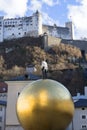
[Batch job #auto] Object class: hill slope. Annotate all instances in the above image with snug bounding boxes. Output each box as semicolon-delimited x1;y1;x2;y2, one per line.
0;36;85;96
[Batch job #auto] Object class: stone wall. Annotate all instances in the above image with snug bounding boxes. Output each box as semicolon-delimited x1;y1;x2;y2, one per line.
48;35;61;46
42;35;62;51
62;39;87;53
42;23;73;40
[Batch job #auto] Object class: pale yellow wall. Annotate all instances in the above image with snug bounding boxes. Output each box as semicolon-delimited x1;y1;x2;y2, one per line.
5;81;33;125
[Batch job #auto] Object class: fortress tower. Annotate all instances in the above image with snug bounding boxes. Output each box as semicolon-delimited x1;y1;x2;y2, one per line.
65;21;74;39
0;16;4;42
32;10;42;36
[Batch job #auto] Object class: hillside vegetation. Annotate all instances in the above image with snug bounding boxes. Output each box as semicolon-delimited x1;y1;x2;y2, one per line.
0;36;86;96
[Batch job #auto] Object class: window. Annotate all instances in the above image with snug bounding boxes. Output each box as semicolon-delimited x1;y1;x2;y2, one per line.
18;92;20;96
82;107;85;110
24;32;26;35
0;106;2;111
0;117;2;122
12;33;14;35
82;115;86;119
82;125;86;128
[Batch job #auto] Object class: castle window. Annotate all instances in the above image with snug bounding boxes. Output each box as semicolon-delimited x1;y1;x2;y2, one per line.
0;117;2;122
18;27;21;30
24;32;26;35
0;107;2;111
82;125;86;128
82;115;86;119
82;107;85;110
12;25;15;27
12;33;14;35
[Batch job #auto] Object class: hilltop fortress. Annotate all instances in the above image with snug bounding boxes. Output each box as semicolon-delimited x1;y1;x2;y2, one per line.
0;10;74;42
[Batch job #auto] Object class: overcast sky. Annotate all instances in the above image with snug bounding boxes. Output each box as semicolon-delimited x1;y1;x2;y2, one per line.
0;0;87;39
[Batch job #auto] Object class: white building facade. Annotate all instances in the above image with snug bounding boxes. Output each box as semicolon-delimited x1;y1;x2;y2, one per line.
0;101;6;130
0;11;74;43
68;87;87;130
0;11;42;42
0;82;8;130
68;99;87;130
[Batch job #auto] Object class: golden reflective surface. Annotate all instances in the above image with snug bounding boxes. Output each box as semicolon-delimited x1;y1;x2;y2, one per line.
16;79;74;130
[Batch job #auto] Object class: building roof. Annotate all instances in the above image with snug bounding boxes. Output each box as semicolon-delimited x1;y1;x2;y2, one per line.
10;73;41;81
0;82;8;93
74;99;87;108
0;100;7;106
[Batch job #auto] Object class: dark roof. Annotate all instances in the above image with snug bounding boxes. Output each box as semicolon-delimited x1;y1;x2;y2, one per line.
74;99;87;108
0;82;8;93
43;24;69;30
10;73;41;81
0;100;7;106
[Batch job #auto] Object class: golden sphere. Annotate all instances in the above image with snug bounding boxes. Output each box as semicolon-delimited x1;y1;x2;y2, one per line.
16;79;74;130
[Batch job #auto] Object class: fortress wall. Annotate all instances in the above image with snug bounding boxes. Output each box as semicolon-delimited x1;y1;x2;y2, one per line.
48;35;61;46
42;35;62;51
42;25;72;40
0;11;73;42
62;39;87;53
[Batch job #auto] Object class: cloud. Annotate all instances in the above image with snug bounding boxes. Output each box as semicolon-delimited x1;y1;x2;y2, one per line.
42;12;59;25
67;0;87;39
28;0;59;11
28;0;42;11
0;0;28;18
0;0;60;28
42;0;59;6
28;0;60;25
